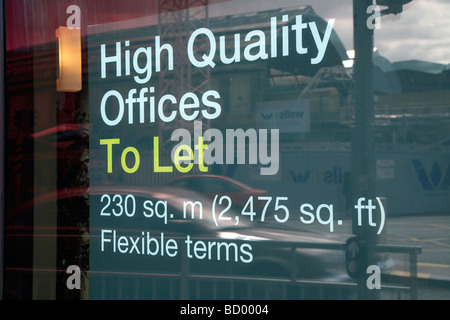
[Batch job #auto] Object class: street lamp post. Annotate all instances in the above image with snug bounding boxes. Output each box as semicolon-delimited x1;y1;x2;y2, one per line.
351;0;411;299
352;0;377;300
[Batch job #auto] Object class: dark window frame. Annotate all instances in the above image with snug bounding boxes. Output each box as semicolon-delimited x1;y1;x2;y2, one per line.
0;0;5;301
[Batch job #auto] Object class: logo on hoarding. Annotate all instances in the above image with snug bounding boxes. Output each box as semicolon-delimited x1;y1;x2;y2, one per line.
256;99;310;133
289;170;311;183
412;159;450;191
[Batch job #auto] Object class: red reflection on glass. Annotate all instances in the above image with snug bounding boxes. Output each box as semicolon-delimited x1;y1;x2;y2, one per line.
5;0;229;51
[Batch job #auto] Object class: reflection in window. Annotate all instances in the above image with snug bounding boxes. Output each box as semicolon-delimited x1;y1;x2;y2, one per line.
2;0;450;301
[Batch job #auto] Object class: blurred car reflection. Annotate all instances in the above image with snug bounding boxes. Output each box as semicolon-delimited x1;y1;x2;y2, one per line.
166;174;267;211
6;185;352;299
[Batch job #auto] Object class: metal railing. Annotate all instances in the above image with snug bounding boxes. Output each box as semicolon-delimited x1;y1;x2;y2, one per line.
87;240;422;300
4;240;422;300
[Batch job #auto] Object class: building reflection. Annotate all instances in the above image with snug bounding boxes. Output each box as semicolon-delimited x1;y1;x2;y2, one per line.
3;1;450;299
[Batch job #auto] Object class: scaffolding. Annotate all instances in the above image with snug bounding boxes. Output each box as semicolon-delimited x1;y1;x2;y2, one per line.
157;0;211;148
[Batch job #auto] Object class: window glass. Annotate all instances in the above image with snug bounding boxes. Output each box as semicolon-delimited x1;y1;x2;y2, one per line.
3;0;450;301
